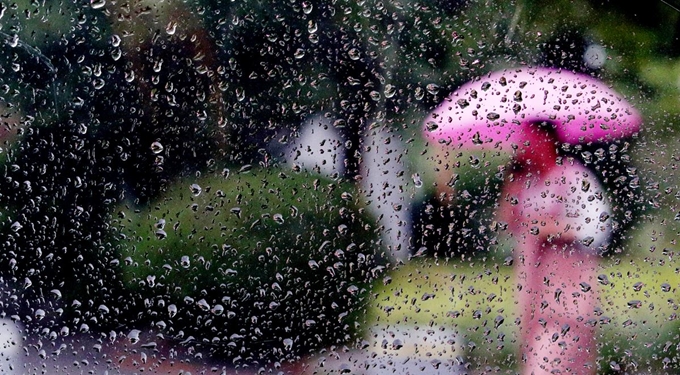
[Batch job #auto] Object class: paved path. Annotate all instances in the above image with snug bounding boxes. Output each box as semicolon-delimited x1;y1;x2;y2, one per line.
3;319;464;374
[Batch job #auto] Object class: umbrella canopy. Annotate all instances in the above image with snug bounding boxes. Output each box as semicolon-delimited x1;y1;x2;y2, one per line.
423;68;642;149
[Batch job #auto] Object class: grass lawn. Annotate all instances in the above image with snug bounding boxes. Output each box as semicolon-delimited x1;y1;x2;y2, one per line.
367;255;679;373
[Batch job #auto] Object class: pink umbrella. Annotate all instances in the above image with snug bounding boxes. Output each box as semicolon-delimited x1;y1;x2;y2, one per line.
423;67;642;374
424;67;641;148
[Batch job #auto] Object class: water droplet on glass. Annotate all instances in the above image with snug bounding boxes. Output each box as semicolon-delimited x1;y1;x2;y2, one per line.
384;84;396;98
471;132;483;145
230;207;242;218
302;1;313;14
487;112;500;120
581;236;595;246
197;299;210;311
333;119;347;128
494;315;504;329
425;122;438;132
307;20;318;33
348;48;360;60
166;21;177;35
580;282;592;292
51;289;62;299
211;304;224;316
128;329;141;344
627;300;642;309
146;275;156;287
597;274;609;285
339;364;351;374
90;0;106;9
111;34;121;47
180;256;190;268
283;338;294;351
412;173;423;188
7;34;19;48
190;183;202;196
111;48;121;61
124;69;135;82
294;48;306;59
93;78;105;90
168;304;178;318
392;339;403;350
155;229;167;240
235;87;245;101
150;142;163;154
426;83;440;95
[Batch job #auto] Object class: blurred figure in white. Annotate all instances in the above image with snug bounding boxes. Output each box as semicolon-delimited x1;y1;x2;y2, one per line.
0;319;22;374
286;115;412;261
361;123;411;261
287;115;345;177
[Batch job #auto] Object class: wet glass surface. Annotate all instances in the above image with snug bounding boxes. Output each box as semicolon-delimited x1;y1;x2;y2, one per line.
0;1;679;374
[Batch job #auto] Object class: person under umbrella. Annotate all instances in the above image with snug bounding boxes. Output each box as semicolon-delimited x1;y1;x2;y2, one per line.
422;67;642;374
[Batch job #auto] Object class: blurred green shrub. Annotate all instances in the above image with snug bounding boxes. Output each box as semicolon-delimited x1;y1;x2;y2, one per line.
115;169;383;362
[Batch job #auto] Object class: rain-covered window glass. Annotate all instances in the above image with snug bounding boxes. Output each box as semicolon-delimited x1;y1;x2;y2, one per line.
0;1;679;374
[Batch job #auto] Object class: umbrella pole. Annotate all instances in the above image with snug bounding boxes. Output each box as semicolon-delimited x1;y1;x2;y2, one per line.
517;239;599;374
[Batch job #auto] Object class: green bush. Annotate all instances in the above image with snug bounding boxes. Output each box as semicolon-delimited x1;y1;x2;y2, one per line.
115;169;382;363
